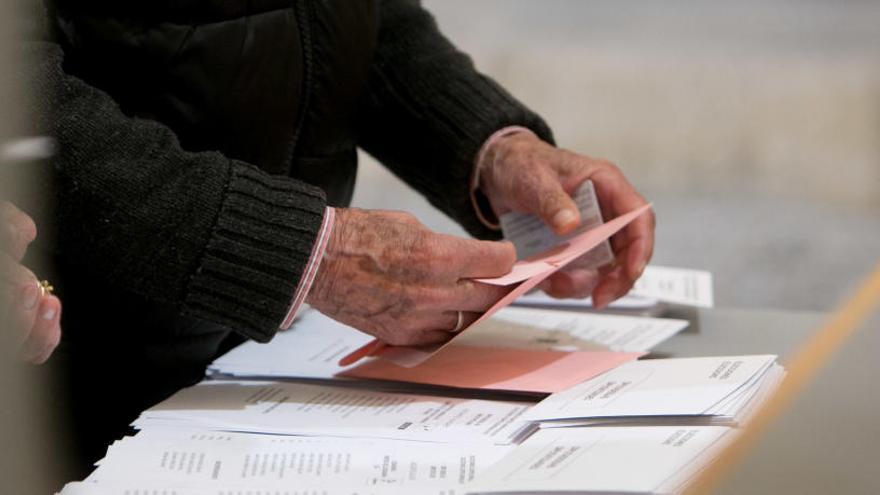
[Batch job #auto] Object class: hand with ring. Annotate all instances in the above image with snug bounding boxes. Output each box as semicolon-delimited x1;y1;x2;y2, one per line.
1;201;62;364
307;208;515;346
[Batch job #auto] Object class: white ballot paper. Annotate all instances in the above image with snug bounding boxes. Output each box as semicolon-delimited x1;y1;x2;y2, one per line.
631;266;714;308
461;307;688;353
465;425;734;495
522;355;782;426
500;181;615;270
208;310;372;380
85;430;511;494
134;380;536;445
515;265;714;309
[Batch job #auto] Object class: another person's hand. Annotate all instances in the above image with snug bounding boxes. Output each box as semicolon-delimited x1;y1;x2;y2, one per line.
1;201;62;364
477;131;655;308
307;208;516;346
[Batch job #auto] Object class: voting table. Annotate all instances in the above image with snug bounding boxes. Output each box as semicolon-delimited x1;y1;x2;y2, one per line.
66;303;846;495
61;250;880;495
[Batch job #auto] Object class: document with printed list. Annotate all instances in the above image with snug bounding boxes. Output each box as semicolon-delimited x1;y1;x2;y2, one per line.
133;380;537;445
82;430;511;494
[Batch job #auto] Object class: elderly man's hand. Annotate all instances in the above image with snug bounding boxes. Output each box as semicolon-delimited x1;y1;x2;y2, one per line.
307;208;516;346
1;201;62;364
478;131;655;308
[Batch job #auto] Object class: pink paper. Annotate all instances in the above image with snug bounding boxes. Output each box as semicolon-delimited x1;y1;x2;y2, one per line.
477;259;557;286
476;203;653;286
340;203;653;368
340;344;644;394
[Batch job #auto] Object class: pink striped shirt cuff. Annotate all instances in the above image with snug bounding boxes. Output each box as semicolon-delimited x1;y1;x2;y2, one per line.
281;206;335;329
470;125;538;230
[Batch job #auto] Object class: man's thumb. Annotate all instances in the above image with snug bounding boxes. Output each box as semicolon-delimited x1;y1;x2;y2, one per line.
537;180;580;235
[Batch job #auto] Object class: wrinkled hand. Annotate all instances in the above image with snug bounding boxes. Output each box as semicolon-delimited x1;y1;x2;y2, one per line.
478;131;655;307
307;208;516;346
1;201;62;364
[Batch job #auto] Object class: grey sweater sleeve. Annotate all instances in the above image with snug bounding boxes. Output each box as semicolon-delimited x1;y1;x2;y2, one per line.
356;0;555;239
24;42;326;342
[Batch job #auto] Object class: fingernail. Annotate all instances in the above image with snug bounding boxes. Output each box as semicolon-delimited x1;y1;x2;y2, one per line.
21;283;39;310
552;209;577;229
42;307;57;321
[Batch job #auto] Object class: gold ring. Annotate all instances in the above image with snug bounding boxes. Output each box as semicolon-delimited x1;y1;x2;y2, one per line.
38;279;54;297
452;311;464;333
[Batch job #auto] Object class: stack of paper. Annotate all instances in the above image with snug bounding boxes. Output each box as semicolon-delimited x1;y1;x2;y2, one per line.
66;429;512;494
466;425;735;495
132;380;538;445
60;427;735;495
207;310;373;381
208;308;684;395
521;355;784;428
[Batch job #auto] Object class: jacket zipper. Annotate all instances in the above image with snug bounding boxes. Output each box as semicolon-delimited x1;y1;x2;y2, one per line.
283;0;315;169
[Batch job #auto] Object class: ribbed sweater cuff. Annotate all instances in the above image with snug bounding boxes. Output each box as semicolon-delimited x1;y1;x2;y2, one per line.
183;162;326;342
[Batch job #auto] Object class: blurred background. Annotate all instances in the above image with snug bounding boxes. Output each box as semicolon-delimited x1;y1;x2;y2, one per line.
1;1;60;493
353;0;880;312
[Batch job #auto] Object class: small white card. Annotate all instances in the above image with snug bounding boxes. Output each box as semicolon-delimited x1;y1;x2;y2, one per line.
630;266;715;308
500;181;615;269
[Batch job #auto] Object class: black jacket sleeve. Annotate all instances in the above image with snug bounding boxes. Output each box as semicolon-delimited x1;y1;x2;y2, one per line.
22;42;326;342
356;0;555;239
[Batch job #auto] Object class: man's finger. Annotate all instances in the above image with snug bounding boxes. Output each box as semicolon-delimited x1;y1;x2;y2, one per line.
591;266;634;309
591;168;654;280
24;295;62;364
436;310;482;333
609;208;654;281
448;280;512;313
542;268;599;299
0;201;37;261
0;251;37;285
455;238;517;279
13;279;41;345
624;231;652;280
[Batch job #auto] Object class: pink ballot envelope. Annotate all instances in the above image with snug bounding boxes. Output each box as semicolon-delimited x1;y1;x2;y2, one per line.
339;203;653;368
340;345;644;394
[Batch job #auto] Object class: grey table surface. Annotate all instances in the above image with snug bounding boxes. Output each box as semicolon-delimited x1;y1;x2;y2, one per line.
650;305;824;362
648;305;880;494
716;310;880;495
